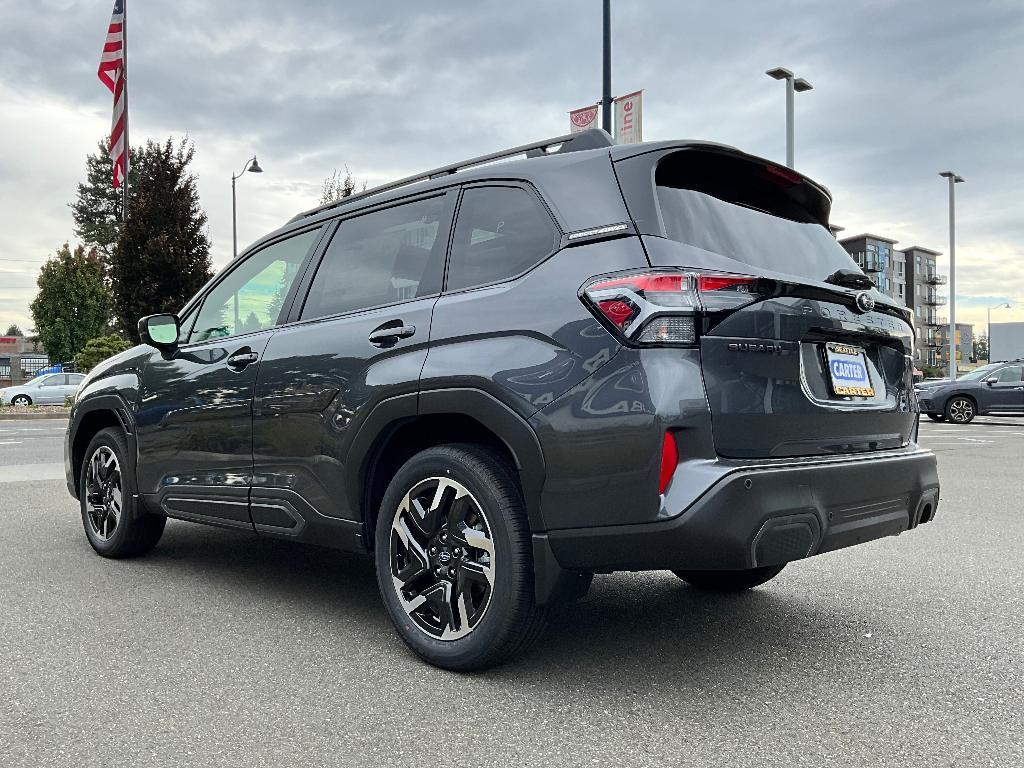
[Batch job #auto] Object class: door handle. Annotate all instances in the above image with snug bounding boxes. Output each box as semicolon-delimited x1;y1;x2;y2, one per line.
368;323;416;346
227;350;259;369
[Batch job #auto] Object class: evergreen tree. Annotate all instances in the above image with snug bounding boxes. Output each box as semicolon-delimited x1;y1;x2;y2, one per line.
3;324;22;336
71;139;139;260
29;244;112;364
111;138;213;341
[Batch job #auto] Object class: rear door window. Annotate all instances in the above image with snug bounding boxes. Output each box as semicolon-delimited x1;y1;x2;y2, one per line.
301;195;445;320
446;185;558;292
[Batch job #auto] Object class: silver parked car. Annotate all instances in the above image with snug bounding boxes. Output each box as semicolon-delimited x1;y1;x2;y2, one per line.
0;373;85;406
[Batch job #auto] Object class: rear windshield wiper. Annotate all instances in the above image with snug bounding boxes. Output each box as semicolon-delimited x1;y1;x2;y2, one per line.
825;268;873;290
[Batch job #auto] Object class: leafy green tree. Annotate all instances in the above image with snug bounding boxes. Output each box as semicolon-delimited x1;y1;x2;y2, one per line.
29;244;112;364
71;139;140;260
74;334;132;372
3;324;22;336
112;138;213;341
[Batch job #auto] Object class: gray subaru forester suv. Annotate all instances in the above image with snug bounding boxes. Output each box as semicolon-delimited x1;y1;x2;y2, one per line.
65;129;939;670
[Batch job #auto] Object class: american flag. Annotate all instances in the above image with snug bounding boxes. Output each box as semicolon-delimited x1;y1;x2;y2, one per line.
97;0;127;189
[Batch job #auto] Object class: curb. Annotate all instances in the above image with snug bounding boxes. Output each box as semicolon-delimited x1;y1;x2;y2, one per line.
0;412;70;421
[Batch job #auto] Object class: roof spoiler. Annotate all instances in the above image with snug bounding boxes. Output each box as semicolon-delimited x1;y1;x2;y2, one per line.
290;128;615;223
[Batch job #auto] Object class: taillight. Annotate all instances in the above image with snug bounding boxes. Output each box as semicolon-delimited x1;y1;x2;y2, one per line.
659;431;678;494
582;269;760;346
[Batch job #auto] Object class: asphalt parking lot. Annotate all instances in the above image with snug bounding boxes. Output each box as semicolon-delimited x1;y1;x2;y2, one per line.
1;417;1021;767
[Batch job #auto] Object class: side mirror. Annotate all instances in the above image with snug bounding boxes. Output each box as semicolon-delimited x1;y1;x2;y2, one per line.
138;314;180;350
984;377;998;385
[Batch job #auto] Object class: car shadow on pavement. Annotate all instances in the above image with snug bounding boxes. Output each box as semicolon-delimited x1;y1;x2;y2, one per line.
135;521;867;684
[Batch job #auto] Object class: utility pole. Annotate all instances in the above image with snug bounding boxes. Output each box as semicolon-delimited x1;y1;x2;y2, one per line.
940;171;964;378
602;0;612;135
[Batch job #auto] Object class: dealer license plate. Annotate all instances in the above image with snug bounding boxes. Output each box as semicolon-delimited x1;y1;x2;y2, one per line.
825;343;875;397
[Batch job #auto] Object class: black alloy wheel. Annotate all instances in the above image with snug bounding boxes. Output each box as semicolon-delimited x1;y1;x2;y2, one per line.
375;444;546;671
388;475;496;640
84;445;123;542
945;396;976;424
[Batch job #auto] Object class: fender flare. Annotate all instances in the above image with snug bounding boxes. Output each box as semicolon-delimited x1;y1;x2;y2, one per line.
67;392;138;499
345;388;548;533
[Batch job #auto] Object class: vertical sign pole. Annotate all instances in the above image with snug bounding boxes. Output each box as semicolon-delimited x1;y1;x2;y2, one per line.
602;0;612;135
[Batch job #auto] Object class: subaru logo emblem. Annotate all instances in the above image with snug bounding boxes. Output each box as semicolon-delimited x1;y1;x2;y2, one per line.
438;550;451;564
855;292;875;313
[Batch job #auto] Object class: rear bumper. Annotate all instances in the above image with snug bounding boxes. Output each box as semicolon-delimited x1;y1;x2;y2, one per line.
543;447;939;572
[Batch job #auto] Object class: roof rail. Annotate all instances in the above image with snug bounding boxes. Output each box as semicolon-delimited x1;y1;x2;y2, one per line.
290;128;615;223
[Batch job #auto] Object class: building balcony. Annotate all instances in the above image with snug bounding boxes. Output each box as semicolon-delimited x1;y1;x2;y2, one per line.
923;272;947;285
924;316;947;328
922;294;947;306
925;336;943;348
862;258;883;273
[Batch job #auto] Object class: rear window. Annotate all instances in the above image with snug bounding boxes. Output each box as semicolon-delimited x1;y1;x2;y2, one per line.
644;150;858;282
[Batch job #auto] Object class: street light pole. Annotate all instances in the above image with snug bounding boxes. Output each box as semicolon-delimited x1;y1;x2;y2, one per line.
987;302;1011;362
232;155;264;259
602;0;612;134
766;68;813;168
940;171;964;378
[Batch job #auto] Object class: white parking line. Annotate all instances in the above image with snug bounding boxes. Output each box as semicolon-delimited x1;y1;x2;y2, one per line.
0;441;23;445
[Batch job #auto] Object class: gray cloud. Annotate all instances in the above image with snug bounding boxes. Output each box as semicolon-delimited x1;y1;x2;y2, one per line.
0;0;1021;329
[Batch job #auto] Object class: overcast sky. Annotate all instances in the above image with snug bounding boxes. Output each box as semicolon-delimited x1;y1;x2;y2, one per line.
0;0;1021;334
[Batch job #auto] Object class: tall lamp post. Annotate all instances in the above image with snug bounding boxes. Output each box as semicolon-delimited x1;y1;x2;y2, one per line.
601;0;612;134
988;302;1011;362
766;67;813;168
939;171;964;378
232;155;264;259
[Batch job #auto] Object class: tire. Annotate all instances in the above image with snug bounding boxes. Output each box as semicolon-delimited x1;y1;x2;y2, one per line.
673;564;786;592
374;443;546;671
80;427;165;558
11;395;31;406
944;396;976;424
925;413;945;422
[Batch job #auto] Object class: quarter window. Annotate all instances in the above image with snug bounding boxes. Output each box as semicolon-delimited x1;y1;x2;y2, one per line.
446;186;558;292
190;228;320;343
301;196;445;320
996;365;1023;383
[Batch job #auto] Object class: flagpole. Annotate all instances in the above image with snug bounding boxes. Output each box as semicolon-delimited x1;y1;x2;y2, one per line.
121;0;129;223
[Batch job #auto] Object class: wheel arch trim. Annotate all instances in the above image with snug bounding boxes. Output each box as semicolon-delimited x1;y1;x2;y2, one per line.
346;388;548;540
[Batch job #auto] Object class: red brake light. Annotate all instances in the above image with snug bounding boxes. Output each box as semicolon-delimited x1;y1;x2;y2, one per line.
764;163;803;184
697;274;757;293
659;431;678;494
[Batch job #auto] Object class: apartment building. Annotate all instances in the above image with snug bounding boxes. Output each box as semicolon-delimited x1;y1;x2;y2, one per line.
838;235;962;371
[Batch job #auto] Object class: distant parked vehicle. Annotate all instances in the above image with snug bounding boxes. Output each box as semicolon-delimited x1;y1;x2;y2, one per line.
0;373;85;406
916;360;1024;423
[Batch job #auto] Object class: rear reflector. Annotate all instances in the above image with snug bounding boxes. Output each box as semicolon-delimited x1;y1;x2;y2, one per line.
659;431;678;494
